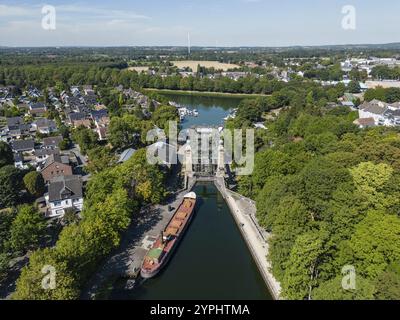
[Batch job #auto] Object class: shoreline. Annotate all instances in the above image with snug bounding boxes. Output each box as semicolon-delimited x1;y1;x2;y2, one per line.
211;177;281;300
143;88;270;99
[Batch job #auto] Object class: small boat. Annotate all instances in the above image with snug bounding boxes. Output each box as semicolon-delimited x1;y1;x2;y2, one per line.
125;279;136;290
140;192;197;279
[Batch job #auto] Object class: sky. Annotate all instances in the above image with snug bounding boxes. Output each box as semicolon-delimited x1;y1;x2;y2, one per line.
0;0;399;47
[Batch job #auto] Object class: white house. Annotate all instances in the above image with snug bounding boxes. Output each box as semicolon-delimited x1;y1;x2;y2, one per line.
358;99;388;125
358;99;400;127
32;118;57;134
45;175;83;218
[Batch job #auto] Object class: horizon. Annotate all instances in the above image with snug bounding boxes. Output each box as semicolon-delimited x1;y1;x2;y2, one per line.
2;41;400;49
1;1;399;47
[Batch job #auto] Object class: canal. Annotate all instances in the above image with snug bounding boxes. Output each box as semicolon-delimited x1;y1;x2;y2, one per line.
111;94;271;300
158;93;243;129
112;183;272;300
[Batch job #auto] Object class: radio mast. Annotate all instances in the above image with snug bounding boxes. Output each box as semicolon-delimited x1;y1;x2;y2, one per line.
188;32;191;56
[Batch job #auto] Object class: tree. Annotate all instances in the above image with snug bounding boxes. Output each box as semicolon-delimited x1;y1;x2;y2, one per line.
118;148;167;204
61;208;80;226
299;159;350;219
71;126;98;155
58;138;70;151
348;81;361;94
0;142;13;167
108;114;141;150
341;211;400;279
0;253;10;282
151;105;179;130
265;195;313;281
9;205;46;253
304;132;338;155
281;231;326;300
350;162;394;210
312;276;375;300
0;208;15;252
23;171;45;197
12;248;79;300
374;262;400;300
0;165;23;209
85;147;116;174
236;99;263;122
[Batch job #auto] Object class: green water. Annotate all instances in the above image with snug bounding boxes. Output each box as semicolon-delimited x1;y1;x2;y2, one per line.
112;183;272;300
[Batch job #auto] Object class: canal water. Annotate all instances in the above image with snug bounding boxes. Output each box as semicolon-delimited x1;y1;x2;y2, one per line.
112;183;271;300
159;93;243;129
111;95;271;300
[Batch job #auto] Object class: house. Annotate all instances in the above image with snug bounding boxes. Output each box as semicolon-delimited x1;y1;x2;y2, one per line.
72;119;92;128
45;175;83;218
82;94;97;106
357;99;400;127
43;135;63;149
27;87;42;98
358;100;388;125
6;117;31;137
90;109;108;121
65;97;85;113
40;153;72;183
91;109;109;140
13;152;28;169
359;82;368;92
96;126;108;140
384;108;400;126
11;139;35;154
34;148;60;164
6;117;22;131
29;102;47;116
221;71;248;81
70;86;80;97
33;118;57;134
60;90;69;102
340;101;355;109
353;117;376;129
67;112;87;125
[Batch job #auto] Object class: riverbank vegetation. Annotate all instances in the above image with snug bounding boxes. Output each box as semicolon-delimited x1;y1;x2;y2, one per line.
235;98;400;300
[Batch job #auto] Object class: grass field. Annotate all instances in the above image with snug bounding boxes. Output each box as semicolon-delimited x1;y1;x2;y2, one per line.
171;60;240;71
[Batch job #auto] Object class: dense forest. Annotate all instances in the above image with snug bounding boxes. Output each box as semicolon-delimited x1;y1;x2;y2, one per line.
233;100;400;300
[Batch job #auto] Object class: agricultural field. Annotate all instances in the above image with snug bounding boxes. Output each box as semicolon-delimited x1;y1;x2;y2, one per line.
171;60;240;71
127;66;150;73
365;80;400;89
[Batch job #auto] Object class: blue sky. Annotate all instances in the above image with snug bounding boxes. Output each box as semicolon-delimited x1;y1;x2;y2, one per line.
0;0;399;47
